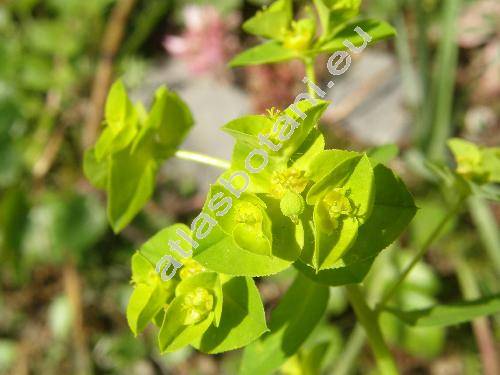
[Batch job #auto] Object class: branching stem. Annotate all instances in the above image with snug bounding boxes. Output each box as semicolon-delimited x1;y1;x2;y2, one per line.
304;57;317;98
376;196;465;310
345;284;399;375
175;150;230;170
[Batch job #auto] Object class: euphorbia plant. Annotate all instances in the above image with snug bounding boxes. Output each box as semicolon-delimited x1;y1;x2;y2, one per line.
84;1;500;374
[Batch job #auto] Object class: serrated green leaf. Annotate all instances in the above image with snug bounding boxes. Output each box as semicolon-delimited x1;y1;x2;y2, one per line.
384;294;500;327
298;165;416;285
239;273;329;375
294;258;372;286
339;164;415;266
316;19;396;54
242;0;292;39
194;276;267;353
229;41;298;67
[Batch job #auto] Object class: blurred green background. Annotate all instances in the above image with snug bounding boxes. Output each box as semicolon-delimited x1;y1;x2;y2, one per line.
0;0;498;374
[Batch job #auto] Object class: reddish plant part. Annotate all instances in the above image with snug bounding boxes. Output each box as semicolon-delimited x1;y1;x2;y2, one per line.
163;5;240;76
245;61;305;113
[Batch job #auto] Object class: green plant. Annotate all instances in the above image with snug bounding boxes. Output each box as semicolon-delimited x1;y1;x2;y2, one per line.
83;1;500;374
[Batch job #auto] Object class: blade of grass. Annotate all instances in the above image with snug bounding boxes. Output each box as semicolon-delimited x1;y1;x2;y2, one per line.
427;0;462;161
413;0;432;147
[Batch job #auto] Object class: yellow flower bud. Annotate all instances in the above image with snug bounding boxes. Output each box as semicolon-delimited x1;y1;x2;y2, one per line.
271;168;309;198
181;287;214;325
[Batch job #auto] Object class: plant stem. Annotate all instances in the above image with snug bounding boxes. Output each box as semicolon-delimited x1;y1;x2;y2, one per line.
413;0;432;148
174;150;230;170
304;57;317;98
63;260;91;375
83;0;138;148
454;256;500;375
467;196;500;275
427;0;461;161
345;284;399;375
333;324;366;375
333;246;396;374
377;197;465;309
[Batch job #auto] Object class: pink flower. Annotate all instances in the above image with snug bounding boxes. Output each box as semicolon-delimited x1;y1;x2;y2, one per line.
458;0;500;48
163;6;240;75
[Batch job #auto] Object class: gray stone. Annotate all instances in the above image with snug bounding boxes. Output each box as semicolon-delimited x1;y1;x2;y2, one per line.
324;50;409;144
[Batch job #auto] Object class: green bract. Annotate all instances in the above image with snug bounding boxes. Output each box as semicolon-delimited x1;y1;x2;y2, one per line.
304;151;374;270
229;0;395;67
120;87;417;354
296;163;417;285
83;80;193;232
447;138;500;185
426;139;500;202
127;225;267;354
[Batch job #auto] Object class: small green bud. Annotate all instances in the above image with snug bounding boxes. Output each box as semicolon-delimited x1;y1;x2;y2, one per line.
323;188;353;219
181;287;214;325
280;190;305;224
283;19;316;50
235;201;264;227
271;168;309;198
317;188;354;233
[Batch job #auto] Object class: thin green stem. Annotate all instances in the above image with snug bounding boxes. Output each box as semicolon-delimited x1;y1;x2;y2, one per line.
467;196;500;275
377;196;465;310
304;57;317;98
345;284;399;375
333;246;397;374
174;150;230;170
332;324;366;375
454;256;500;375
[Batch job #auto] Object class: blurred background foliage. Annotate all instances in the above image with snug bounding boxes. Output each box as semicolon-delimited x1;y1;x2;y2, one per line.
0;0;498;374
